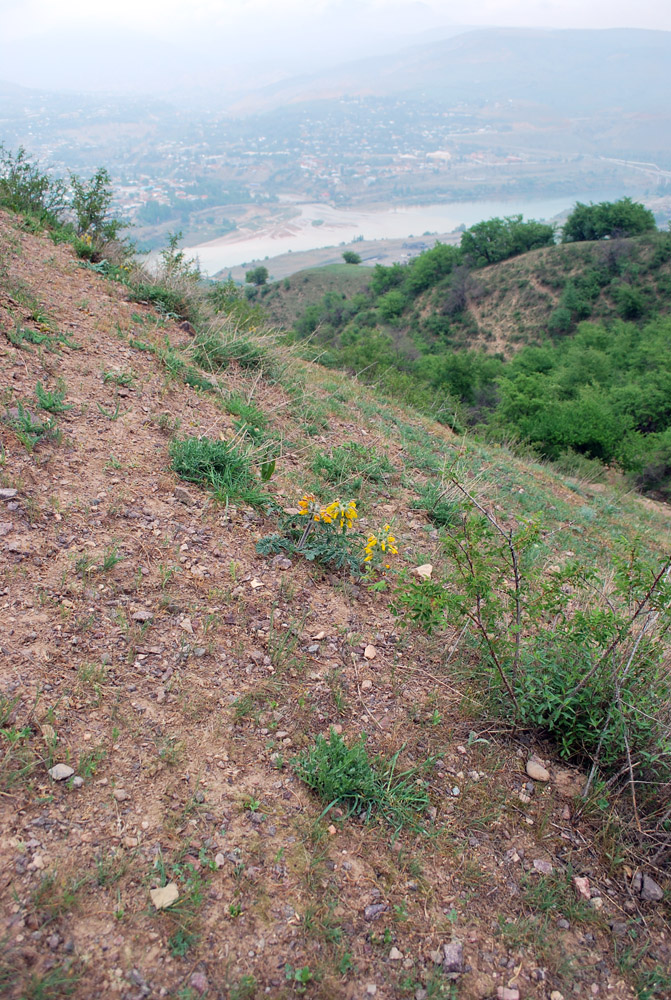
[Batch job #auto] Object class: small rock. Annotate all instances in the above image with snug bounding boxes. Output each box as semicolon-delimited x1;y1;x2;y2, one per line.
312;631;326;640
497;989;519;1000
366;987;377;997
271;555;292;570
526;760;550;782
364;903;388;921
361;679;373;691
632;872;664;902
590;897;603;910
550;993;565;1000
48;764;74;781
214;854;225;868
250;578;264;589
180;617;194;633
442;939;463;974
389;947;403;961
533;859;553;875
0;488;18;500
574;876;591;901
72;776;84;788
364;644;377;660
47;934;60;949
173;486;195;506
113;789;129;802
132;609;153;622
150;883;179;910
190;972;208;994
414;564;433;579
429;949;443;964
557;918;570;930
451;786;460;797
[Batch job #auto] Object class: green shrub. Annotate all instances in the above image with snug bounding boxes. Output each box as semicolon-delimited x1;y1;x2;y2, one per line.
0;145;66;225
293;728;431;832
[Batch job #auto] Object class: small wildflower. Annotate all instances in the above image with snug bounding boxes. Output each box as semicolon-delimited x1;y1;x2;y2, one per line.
320;499;357;530
298;493;320;518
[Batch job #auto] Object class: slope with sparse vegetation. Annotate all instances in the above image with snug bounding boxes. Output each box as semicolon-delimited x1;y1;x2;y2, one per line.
0;152;670;1000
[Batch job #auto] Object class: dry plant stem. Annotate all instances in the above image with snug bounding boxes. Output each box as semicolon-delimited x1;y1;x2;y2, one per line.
581;613;654;803
567;555;671;699
448;515;520;710
446;475;522;685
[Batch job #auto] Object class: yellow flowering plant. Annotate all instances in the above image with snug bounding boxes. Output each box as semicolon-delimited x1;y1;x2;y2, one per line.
363;524;399;571
258;495;398;577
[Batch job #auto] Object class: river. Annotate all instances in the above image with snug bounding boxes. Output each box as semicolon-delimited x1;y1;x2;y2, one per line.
184;195;607;275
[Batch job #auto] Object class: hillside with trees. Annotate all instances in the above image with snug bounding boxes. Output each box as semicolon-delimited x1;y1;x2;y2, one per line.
266;200;671;496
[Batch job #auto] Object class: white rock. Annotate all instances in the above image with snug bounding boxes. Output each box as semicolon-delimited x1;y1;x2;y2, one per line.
361;679;373;691
364;645;377;660
48;764;74;781
113;789;129;802
574;876;591;900
526;760;550;782
389;947;403;961
150;882;179;909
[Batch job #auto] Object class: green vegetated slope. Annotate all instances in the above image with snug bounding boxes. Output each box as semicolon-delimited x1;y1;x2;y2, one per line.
274;209;671;497
256;262;372;330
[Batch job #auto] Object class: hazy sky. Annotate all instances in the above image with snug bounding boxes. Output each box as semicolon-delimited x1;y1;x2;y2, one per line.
3;0;670;37
1;0;669;96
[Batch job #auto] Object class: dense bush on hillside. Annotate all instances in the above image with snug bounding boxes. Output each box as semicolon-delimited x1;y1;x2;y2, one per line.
561;196;656;242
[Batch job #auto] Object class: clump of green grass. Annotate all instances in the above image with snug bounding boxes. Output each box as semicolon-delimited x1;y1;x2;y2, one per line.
412;481;461;527
312;442;393;493
293;728;432;833
191;325;281;381
169;436;270;508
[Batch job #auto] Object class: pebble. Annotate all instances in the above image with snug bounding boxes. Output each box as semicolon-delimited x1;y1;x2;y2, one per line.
366;987;377;997
173;486;195;506
550;993;565;1000
364;644;377;660
557;918;570;930
150;883;179;910
590;897;604;910
413;564;433;579
574;876;591;900
0;488;18;500
361;679;373;691
497;989;519;1000
72;776;84;788
113;789;129;802
429;950;443;964
389;947;403;961
132;610;153;622
526;760;550;782
442;939;463;974
190;973;208;994
532;859;553;875
632;872;664;902
48;764;74;781
363;903;388;921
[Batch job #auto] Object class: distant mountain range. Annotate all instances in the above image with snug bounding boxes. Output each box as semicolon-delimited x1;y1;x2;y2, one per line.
228;27;671;116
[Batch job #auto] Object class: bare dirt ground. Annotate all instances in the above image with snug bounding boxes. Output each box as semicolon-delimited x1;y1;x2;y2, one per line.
0;210;669;1000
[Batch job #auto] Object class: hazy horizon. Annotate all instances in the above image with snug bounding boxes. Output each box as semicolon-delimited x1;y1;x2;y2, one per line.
1;1;670;100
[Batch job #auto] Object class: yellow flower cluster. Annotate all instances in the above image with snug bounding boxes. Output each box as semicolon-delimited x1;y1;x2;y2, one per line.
364;524;398;567
298;495;358;531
